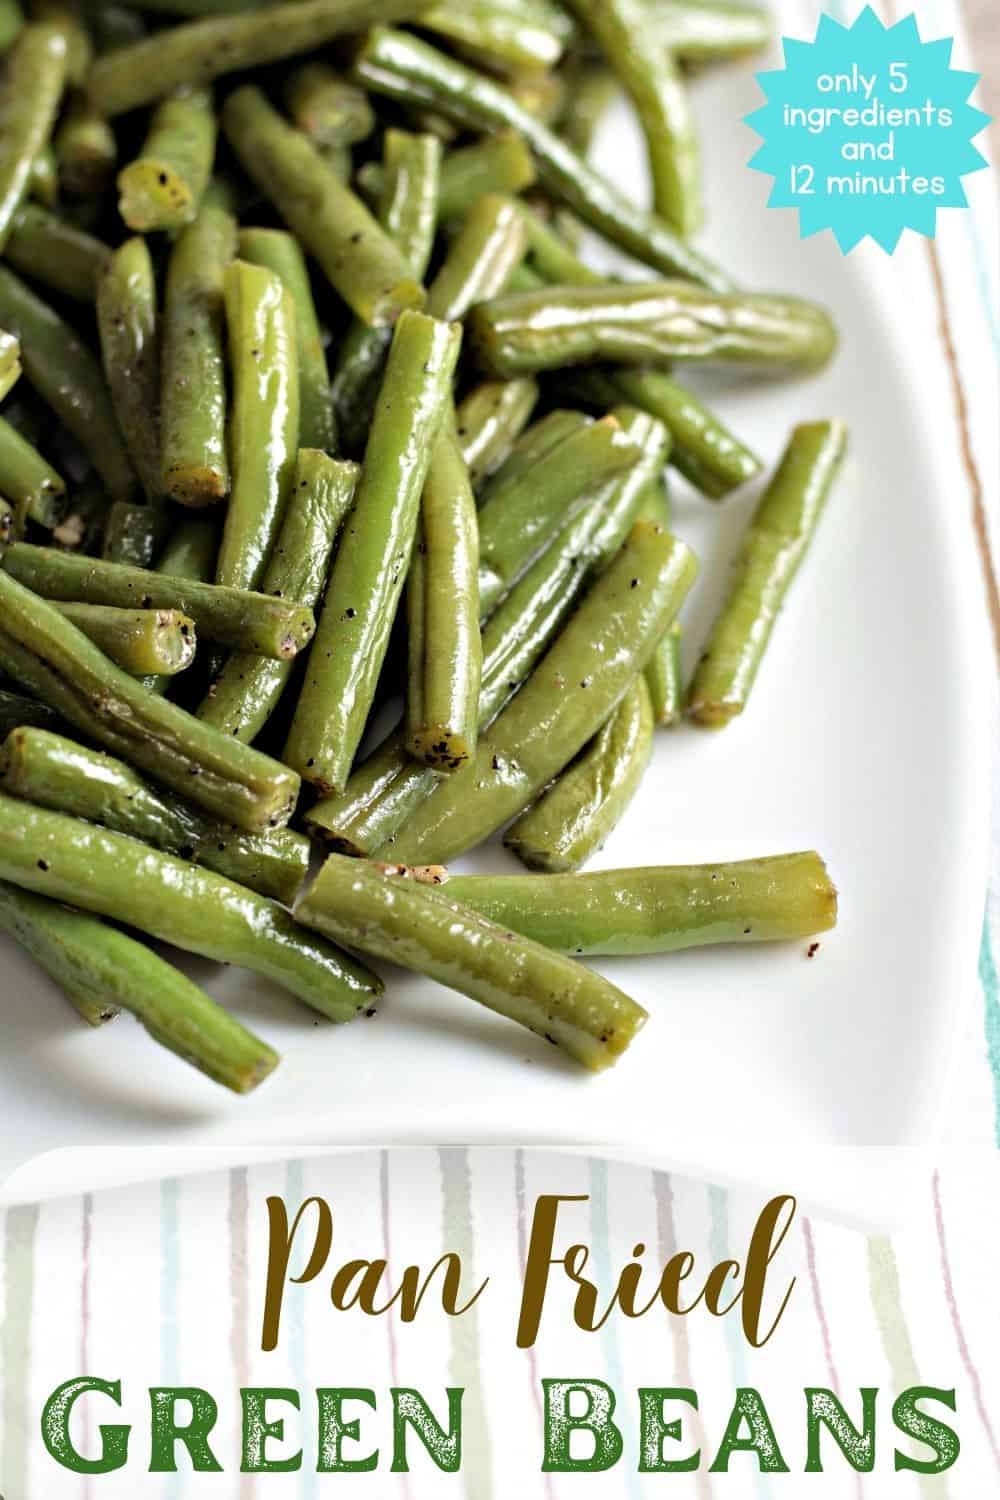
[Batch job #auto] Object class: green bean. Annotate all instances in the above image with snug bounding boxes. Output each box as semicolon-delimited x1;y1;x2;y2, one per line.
565;0;702;235
560;365;761;498
354;28;733;291
454;376;537;486
0;414;64;527
0;0;23;51
419;0;573;72
223;86;424;329
406;421;481;770
437;130;537;222
638;478;682;725
0;23;67;251
216;259;299;592
557;62;617;161
0;791;380;1019
0;495;12;549
386;520;697;863
51;480;108;554
647;0;771;66
2;725;311;905
239;228;336;455
5;202;107;302
0;264;137;504
52;603;195;676
470;281;839;377
505;674;653;872
89;0;437;115
27;141;57;204
0;572;304;831
143;513;216;693
476;411;640;615
437;852;839;956
160;183;235;506
517;203;603;286
53;93;116;196
0;878;280;1087
479;408;588;495
0;684;61;736
96;236;161;504
511;263;562;293
3;542;315;658
426;192;527;323
90;2;145;50
284;311;461;793
198;451;357;744
31;0;90;82
117;85;216;232
285;62;374;146
100;500;172;568
687;420;848;727
298;853;646;1071
330;128;441;454
0;325;19;395
503;67;565;125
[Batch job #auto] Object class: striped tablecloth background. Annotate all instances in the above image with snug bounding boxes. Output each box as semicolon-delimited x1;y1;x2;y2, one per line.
2;0;997;1496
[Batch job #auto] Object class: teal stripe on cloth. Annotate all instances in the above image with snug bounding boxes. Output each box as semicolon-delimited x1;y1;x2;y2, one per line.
588;1158;643;1499
978;912;1000;1145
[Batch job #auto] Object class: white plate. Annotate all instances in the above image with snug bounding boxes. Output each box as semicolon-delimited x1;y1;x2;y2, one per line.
1;63;993;1215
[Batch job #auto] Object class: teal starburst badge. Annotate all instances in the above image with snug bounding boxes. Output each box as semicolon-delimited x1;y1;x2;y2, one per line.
745;5;991;252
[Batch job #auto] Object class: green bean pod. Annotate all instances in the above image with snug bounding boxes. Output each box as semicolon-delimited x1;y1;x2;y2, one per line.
96;236;161;504
3;542;314;658
426;192;528;323
50;479;107;554
298;853;646;1071
0;494;12;549
454;376;537;486
0;791;380;1019
437;130;537;221
0;325;20;394
0;0;24;52
223;85;424;328
406;422;481;770
54;92;117;196
1;725;311;905
31;0;90;83
557;61;617;160
386;521;697;863
284;310;462;793
52;603;196;676
198;451;357;743
517;203;603;286
5;202;107;302
285;62;374;146
0;22;67;252
469;281;839;377
117;85;216;232
27;141;57;205
0;684;61;737
160;184;236;506
687;419;848;727
648;0;772;65
418;0;573;72
0;264;137;504
0;571;303;831
100;499;172;569
216;259;299;592
239;228;336;455
143;513;217;693
0;413;64;527
504;674;653;872
354;27;733;291
479;407;588;496
437;851;839;956
638;478;683;725
0;878;280;1088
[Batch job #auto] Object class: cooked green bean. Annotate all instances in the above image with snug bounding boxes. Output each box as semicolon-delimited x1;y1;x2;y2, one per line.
2;725;311;904
117;85;215;232
470;281;839;377
0;572;303;831
557;62;616;161
0;23;67;252
5;202;107;301
0;684;61;736
3;542;315;658
50;479;107;554
96;236;161;505
0;264;137;504
407;420;480;770
566;0;702;235
437;852;839;956
223;84;424;328
53;92;116;196
331;128;441;454
0;0;24;52
437;130;537;222
286;62;374;146
199;451;356;743
0;877;280;1088
100;500;172;568
638;478;683;725
285;310;462;792
517;203;603;286
27;141;56;204
354;27;733;291
505;674;653;872
426;192;527;323
143;513;216;693
52;603;195;676
387;521;697;863
647;0;771;65
687;420;848;727
216;259;299;592
0;495;12;549
0;414;64;527
299;852;645;1069
0;791;380;1019
31;0;90;83
479;407;588;496
454;376;537;486
0;325;19;395
89;0;437;115
160;183;235;506
90;1;145;50
239;228;335;455
419;0;573;72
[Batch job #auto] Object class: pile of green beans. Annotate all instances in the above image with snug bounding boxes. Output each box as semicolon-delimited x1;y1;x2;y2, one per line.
0;0;845;1099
